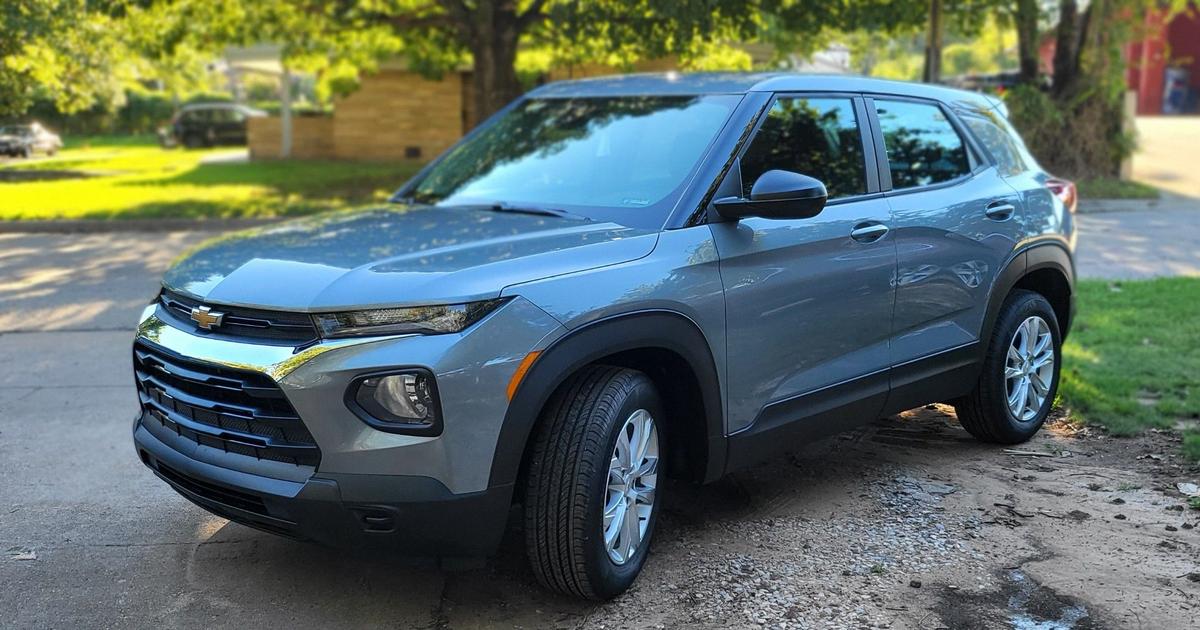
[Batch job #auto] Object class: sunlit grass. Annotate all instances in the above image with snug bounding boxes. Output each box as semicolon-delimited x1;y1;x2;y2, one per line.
0;139;423;220
1076;177;1161;200
1059;278;1200;459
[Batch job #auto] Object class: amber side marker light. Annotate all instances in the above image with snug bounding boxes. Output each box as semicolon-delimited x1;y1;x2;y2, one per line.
507;351;542;401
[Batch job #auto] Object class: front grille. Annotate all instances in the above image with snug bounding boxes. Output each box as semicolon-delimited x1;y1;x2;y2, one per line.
158;289;320;345
134;341;321;467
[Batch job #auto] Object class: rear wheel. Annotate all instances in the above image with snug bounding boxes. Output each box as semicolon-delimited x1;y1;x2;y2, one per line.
955;289;1062;443
524;366;664;600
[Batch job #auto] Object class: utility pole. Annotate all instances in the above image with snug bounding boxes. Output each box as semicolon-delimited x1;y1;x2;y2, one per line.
923;0;944;83
279;67;292;159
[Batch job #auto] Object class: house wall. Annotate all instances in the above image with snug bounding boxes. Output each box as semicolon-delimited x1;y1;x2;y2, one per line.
247;116;334;160
247;62;685;161
332;70;465;161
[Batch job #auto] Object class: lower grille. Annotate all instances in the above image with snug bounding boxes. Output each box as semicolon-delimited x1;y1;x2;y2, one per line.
155;462;268;515
134;340;321;467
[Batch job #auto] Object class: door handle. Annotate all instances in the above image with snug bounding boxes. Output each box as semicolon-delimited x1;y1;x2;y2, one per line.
985;201;1016;221
850;222;889;243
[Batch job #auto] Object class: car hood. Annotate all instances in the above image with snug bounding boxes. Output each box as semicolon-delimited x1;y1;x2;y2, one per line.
163;205;659;311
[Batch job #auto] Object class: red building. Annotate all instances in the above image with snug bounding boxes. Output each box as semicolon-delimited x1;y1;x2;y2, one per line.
1126;6;1200;115
1038;4;1200;115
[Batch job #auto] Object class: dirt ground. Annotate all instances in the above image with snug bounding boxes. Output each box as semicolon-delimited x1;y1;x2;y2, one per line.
430;407;1200;629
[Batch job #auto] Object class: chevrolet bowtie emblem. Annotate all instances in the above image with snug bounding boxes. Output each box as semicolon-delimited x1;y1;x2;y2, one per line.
190;305;225;330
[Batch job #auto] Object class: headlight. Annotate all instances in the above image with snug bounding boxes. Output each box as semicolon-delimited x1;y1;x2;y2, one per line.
314;299;508;338
348;370;442;435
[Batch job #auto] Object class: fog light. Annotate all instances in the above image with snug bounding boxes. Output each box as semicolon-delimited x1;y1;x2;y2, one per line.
349;370;442;435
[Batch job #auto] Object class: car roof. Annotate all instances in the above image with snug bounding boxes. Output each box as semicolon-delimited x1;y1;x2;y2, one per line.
527;72;1001;112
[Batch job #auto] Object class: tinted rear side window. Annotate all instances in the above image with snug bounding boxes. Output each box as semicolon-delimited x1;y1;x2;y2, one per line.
961;110;1028;177
874;100;970;189
740;97;866;200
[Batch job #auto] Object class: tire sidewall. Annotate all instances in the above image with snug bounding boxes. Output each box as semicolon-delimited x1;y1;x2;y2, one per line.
991;294;1062;437
581;377;665;598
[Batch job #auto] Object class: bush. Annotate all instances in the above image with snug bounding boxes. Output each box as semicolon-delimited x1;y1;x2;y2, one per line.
1005;84;1132;179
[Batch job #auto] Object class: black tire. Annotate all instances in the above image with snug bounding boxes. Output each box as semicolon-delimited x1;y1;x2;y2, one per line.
955;289;1062;444
524;365;665;600
183;133;203;149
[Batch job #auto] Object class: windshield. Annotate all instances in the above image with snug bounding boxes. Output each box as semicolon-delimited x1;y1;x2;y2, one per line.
407;95;740;227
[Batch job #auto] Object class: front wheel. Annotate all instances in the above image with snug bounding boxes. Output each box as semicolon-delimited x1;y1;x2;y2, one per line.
955;289;1062;443
524;366;664;600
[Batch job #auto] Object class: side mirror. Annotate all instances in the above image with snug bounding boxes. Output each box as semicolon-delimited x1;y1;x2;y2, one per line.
714;170;828;220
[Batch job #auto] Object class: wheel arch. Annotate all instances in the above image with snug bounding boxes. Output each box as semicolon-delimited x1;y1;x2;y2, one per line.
983;242;1075;346
488;310;727;497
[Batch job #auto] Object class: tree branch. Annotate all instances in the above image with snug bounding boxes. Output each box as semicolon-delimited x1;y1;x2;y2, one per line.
518;0;549;29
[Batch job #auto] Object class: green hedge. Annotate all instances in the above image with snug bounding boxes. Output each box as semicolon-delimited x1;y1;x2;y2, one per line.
9;90;333;135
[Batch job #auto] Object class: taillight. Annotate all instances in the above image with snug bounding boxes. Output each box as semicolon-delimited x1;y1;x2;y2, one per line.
1046;178;1077;214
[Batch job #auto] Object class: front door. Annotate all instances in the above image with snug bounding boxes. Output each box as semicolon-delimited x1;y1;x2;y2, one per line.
711;95;897;434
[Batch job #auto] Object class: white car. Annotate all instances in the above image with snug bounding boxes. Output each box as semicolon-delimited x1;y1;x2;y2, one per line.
0;123;63;158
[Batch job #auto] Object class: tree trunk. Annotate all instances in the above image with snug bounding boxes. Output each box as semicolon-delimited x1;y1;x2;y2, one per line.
922;0;943;83
467;2;523;126
1015;0;1040;84
1052;0;1081;93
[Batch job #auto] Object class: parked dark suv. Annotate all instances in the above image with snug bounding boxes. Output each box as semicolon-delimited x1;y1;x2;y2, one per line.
159;103;266;148
132;74;1076;600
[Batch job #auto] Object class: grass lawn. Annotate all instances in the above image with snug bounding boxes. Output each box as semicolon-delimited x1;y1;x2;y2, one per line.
1076;177;1161;200
0;137;423;220
1059;278;1200;459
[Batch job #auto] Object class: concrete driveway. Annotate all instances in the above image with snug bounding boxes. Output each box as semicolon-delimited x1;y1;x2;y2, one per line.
1132;116;1200;198
2;219;1198;629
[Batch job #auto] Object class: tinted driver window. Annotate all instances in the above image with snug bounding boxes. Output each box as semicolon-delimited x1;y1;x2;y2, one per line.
740;97;866;200
874;100;970;189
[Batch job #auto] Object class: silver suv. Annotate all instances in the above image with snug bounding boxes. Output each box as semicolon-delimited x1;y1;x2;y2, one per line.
132;73;1076;599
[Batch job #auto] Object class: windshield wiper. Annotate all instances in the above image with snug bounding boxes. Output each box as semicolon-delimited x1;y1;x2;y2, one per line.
482;202;591;222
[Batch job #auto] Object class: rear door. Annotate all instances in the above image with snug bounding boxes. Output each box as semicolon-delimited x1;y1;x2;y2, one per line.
956;107;1064;242
711;94;897;434
868;97;1024;408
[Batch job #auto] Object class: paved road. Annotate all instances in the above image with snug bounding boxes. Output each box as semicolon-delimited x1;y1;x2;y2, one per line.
1075;200;1200;279
1;208;1197;627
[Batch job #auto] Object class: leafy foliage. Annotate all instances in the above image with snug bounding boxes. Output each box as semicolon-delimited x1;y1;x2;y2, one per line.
0;0;128;117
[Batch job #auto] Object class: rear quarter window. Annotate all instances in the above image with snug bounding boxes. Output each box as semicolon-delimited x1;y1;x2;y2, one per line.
960;110;1030;177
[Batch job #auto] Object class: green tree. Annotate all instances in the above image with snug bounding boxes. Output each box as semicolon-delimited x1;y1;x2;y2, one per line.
140;0;878;123
1;0;128;117
1003;0;1189;177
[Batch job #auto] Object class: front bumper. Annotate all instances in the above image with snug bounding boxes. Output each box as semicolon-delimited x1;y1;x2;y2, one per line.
131;295;565;555
134;419;513;555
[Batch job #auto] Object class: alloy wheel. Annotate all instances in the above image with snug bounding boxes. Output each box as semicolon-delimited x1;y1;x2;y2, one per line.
603;408;659;565
1005;316;1055;422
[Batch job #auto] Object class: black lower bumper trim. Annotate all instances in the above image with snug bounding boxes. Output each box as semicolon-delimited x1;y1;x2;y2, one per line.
134;418;514;557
